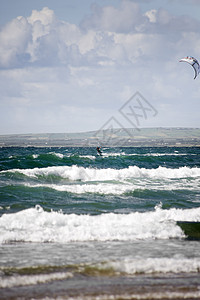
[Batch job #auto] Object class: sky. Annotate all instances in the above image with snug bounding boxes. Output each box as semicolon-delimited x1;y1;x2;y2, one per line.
0;0;200;134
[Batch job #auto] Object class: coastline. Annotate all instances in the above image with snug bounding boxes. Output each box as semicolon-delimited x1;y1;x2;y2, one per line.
0;127;200;148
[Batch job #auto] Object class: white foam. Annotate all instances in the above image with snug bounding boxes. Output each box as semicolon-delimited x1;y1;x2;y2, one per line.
129;152;184;157
81;155;96;159
102;152;126;157
114;152;192;157
4;165;200;182
25;182;133;195
107;257;200;274
62;291;200;300
51;152;64;159
65;153;96;160
143;153;187;157
1;205;200;244
24;175;200;194
0;271;73;288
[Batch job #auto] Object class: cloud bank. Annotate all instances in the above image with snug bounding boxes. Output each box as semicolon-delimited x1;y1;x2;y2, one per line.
0;1;200;134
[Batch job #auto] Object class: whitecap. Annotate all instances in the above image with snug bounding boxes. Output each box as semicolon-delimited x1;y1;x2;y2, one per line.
1;205;200;244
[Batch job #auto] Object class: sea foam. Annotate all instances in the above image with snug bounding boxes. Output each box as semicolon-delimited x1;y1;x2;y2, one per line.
0;272;73;288
1;205;200;244
103;257;200;274
4;165;200;181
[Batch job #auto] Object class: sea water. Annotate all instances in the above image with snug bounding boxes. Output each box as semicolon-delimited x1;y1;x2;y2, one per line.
0;146;200;299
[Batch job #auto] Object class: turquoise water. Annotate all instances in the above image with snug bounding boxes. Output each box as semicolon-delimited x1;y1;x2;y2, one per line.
0;146;200;299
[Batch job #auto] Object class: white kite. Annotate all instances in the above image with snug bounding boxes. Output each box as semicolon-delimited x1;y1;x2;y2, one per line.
179;56;200;79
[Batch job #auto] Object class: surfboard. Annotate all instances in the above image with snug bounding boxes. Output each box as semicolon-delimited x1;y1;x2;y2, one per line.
177;221;200;239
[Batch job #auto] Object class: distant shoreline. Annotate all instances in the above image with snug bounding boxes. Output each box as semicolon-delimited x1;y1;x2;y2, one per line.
0;127;200;147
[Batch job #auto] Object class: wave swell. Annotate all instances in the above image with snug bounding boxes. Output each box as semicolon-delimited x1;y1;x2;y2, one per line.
3;165;200;182
1;205;200;244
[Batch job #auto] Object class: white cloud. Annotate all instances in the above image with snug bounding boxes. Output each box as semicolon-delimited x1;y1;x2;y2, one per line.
27;7;56;26
0;16;31;67
144;9;157;23
81;1;146;33
0;2;200;134
1;3;200;68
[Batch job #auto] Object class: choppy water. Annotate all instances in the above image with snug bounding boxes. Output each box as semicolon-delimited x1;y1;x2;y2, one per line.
0;146;200;299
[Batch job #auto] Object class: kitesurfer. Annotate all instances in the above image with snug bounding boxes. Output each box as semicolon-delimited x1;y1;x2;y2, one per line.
96;147;102;155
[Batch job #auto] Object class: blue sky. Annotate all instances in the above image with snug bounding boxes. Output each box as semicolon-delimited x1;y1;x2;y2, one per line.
0;0;200;134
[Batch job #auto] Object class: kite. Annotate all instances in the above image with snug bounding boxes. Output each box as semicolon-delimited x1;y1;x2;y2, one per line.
179;56;200;79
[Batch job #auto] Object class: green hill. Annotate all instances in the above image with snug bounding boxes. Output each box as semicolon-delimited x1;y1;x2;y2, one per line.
0;128;200;147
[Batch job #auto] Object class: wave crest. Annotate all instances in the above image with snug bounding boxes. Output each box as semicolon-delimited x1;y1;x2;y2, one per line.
4;165;200;181
1;205;200;244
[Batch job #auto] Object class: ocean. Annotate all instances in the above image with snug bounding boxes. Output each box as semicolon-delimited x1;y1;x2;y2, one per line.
0;146;200;299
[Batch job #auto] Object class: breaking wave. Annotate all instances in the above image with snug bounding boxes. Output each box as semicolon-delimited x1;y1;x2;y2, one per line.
3;165;200;181
1;204;200;244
